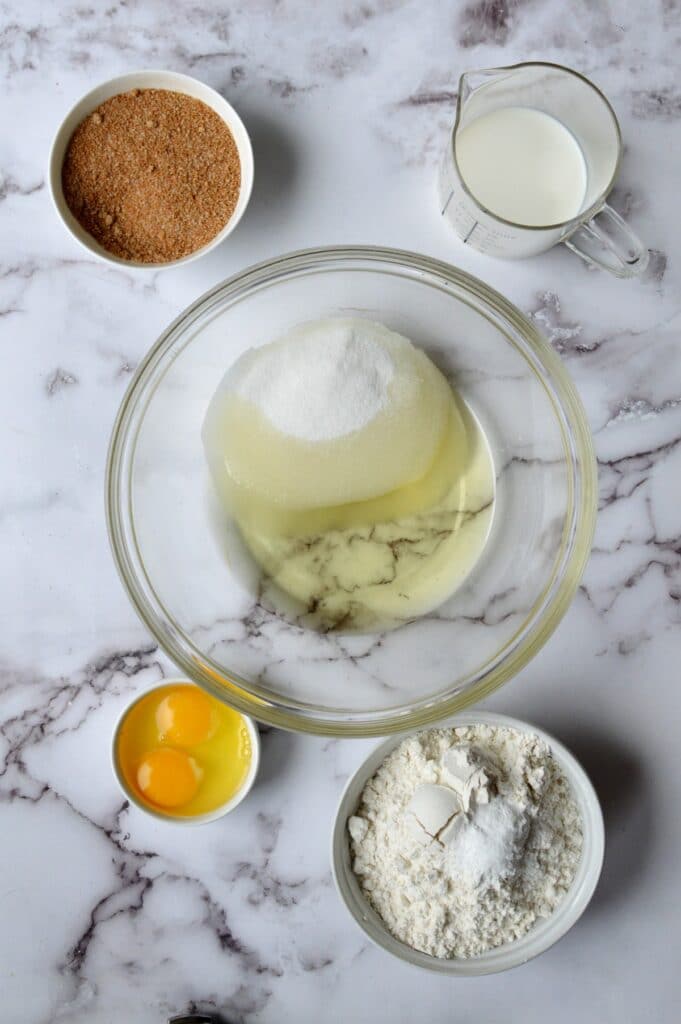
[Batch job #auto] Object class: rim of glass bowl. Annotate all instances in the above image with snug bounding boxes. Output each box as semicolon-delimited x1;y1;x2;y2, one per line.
106;246;597;737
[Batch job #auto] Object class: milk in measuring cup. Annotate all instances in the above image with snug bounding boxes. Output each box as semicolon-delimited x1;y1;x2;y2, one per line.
455;107;587;226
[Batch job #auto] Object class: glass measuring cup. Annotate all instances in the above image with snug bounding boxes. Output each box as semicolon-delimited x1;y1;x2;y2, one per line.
438;62;648;278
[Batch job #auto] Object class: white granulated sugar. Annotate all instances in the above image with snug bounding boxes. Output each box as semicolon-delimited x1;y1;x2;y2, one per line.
230;318;395;442
348;724;583;959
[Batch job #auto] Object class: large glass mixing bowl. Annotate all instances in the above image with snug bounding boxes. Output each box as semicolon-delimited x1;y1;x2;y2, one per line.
106;247;596;736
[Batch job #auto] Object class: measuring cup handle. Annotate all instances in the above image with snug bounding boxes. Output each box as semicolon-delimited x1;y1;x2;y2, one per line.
563;202;649;278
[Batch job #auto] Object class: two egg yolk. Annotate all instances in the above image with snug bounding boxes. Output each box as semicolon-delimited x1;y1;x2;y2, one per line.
136;689;215;809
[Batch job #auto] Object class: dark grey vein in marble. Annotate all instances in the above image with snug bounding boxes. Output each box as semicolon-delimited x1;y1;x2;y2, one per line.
45;367;78;395
631;87;681;120
0;171;43;202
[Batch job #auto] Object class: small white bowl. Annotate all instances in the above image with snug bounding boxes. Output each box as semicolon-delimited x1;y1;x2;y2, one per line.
48;69;254;270
332;711;604;975
112;678;260;824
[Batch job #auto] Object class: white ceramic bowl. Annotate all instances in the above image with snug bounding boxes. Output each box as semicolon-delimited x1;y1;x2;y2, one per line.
112;678;260;824
48;69;254;270
332;710;604;975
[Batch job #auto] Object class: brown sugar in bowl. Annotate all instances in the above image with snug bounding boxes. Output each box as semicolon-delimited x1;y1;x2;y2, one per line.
49;70;254;270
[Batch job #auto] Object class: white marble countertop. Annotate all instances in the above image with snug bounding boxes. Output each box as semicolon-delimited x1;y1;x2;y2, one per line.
2;1;680;1021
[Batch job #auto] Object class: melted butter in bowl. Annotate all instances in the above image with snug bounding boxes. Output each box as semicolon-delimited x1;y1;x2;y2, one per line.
202;318;495;632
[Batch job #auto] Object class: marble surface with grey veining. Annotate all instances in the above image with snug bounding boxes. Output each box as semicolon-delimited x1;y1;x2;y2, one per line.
1;1;680;1021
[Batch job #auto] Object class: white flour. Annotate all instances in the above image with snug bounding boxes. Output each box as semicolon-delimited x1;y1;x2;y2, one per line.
227;318;395;441
348;724;583;958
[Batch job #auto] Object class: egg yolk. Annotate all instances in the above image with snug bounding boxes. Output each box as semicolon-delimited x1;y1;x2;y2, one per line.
137;747;201;808
155;688;215;746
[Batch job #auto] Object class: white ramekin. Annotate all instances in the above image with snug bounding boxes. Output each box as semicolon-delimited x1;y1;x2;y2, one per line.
332;710;604;975
112;678;260;824
48;69;254;270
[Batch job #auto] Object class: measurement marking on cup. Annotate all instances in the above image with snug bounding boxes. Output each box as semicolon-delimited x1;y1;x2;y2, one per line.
463;221;479;244
440;189;455;217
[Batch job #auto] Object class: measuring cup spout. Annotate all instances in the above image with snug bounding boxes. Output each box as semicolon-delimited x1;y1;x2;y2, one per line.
457;70;475;104
457;67;500;107
453;72;474;136
458;66;510;95
454;64;525;140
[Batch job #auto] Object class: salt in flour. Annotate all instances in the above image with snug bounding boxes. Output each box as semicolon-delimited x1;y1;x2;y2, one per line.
348;723;583;958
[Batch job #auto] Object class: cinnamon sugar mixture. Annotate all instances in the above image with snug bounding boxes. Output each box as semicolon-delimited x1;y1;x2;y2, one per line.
62;89;241;263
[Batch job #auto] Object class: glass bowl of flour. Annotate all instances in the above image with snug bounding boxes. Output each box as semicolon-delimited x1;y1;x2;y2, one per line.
106;247;596;735
332;711;604;973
